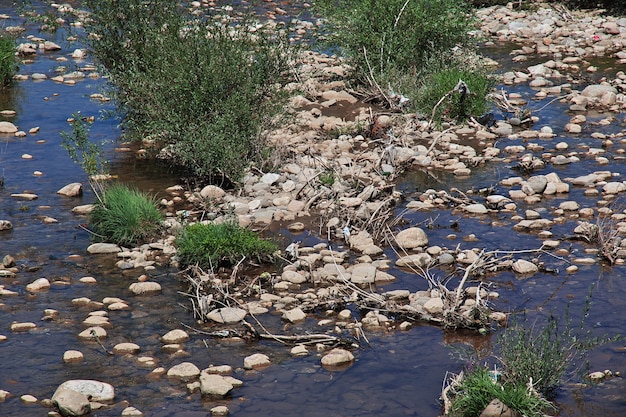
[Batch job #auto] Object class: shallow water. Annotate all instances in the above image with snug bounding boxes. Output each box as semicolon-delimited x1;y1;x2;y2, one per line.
1;3;625;417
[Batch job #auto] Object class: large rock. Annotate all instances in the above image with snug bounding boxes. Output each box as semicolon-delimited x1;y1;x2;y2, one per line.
396;253;432;268
320;348;354;367
26;277;50;292
78;326;107;340
582;84;617;99
394;227;428;249
524;175;548;194
206;307;247;324
282;307;306;323
0;121;17;133
464;203;488;214
54;380;115;402
128;281;162;295
87;243;121;254
350;263;376;284
281;270;307;284
0;220;12;231
161;329;189;344
52;387;90;417
200;185;225;200
512;259;539;275
199;372;234;396
167;362;200;381
57;183;83;197
243;353;271;370
113;343;140;355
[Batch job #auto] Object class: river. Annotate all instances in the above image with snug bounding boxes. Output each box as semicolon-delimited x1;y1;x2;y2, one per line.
0;2;625;417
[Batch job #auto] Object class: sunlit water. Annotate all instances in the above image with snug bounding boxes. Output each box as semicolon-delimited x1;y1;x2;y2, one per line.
0;3;625;417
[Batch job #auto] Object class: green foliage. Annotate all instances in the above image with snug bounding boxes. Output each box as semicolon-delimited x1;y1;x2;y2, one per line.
449;367;553;417
416;65;493;123
83;0;293;183
0;34;16;86
176;222;277;269
314;0;491;124
61;112;108;177
497;311;617;396
315;0;478;80
90;184;163;246
319;169;335;187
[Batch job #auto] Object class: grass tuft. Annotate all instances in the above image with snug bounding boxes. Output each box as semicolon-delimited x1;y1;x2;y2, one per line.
90;184;163;246
176;222;277;269
449;367;553;417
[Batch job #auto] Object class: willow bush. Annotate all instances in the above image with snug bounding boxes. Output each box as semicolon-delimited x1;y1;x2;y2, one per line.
83;0;293;183
315;0;491;123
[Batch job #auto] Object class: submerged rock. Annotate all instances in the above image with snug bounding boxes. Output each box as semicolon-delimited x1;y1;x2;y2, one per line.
321;348;354;367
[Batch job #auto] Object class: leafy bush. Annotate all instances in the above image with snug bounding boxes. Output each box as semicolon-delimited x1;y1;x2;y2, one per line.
416;65;493;123
314;0;490;123
176;222;277;269
0;34;16;86
448;367;553;417
90;184;163;246
315;0;478;80
83;0;293;183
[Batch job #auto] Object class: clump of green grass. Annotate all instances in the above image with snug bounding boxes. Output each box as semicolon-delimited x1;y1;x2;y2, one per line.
176;222;277;269
319;169;335;187
0;34;17;86
448;367;553;417
90;184;163;246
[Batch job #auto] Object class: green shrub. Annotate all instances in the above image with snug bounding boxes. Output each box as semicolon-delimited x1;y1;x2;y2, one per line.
315;0;478;81
449;367;553;417
90;184;163;246
497;311;618;397
0;34;16;86
176;222;277;269
83;0;293;183
416;65;493;123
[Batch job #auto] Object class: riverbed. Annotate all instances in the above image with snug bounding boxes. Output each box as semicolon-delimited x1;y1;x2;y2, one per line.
1;2;625;417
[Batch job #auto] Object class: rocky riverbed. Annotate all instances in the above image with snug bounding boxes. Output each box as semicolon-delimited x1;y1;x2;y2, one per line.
1;2;626;417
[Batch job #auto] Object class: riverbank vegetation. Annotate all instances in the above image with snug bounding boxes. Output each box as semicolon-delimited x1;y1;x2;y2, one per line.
89;184;163;246
83;0;293;184
314;0;493;122
443;307;621;417
0;34;16;86
176;222;277;269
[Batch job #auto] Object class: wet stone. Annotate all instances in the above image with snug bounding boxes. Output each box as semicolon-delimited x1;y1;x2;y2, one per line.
128;281;161;295
55;380;115;402
321;348;354;368
113;343;141;355
206;307;247;324
200;372;235;396
167;362;200;382
244;353;271;370
63;350;84;363
394;227;429;249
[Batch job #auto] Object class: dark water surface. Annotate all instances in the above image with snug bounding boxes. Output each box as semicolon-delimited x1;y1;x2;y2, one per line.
1;2;625;417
